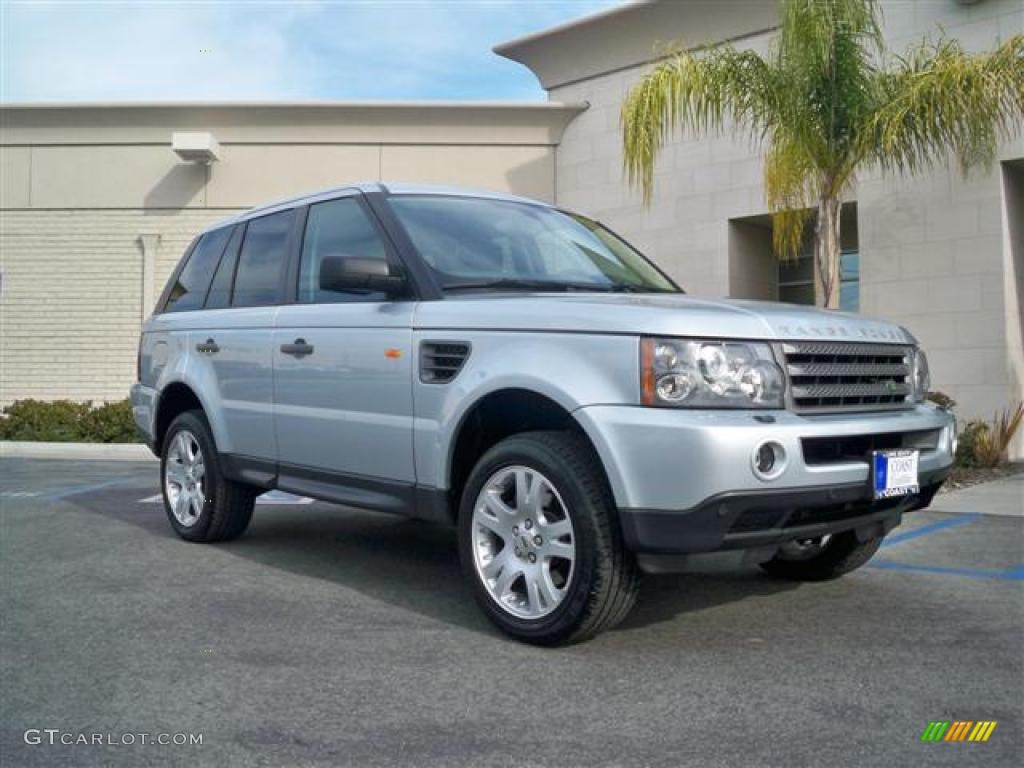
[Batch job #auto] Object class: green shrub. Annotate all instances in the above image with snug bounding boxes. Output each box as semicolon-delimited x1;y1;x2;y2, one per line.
955;420;988;468
80;399;138;443
956;403;1024;468
0;398;140;443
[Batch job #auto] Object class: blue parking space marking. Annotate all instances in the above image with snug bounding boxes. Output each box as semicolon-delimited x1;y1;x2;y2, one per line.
872;512;1019;581
880;513;981;548
867;560;1024;581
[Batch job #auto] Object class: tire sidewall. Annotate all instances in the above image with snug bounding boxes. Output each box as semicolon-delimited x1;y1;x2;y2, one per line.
458;434;605;642
161;411;219;541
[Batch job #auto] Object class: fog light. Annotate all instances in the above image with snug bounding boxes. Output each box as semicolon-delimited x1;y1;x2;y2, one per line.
751;441;786;480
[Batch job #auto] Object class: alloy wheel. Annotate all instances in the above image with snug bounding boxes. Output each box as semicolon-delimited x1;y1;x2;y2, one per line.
471;465;576;620
164;430;206;527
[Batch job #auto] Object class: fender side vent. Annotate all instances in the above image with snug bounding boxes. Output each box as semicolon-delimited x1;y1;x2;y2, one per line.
420;341;470;384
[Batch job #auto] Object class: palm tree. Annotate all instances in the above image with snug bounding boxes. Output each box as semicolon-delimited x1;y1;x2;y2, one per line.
621;0;1024;307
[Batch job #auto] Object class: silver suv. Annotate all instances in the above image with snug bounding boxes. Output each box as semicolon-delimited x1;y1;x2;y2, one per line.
131;183;954;644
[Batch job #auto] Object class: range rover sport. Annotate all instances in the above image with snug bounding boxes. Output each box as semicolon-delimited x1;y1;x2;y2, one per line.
131;183;955;645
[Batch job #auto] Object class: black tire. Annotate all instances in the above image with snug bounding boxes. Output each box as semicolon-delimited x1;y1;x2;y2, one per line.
458;430;639;645
161;410;256;543
758;530;883;581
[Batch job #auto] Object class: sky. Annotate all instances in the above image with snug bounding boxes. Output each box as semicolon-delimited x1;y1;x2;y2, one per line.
1;0;627;103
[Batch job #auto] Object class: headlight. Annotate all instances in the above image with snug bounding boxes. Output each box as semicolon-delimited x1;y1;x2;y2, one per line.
912;348;930;403
641;337;785;408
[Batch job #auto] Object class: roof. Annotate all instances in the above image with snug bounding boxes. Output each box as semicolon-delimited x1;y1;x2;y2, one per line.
206;182;554;232
494;0;779;91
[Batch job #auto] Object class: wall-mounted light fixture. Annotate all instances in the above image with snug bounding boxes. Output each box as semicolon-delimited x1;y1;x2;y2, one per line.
171;132;221;164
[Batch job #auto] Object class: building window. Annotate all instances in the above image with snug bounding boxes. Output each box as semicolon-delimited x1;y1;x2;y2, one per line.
777;249;859;310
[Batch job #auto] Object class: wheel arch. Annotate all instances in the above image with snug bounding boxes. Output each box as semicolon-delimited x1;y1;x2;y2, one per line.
153;380;223;456
445;387;612;523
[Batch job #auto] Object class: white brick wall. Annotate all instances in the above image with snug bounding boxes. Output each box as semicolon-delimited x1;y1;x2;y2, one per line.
0;210;238;404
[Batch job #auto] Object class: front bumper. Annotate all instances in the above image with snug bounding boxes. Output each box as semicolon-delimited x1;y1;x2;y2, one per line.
574;403;955;556
619;467;948;558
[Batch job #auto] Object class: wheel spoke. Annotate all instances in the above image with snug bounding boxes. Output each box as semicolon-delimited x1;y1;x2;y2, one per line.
514;469;531;513
476;513;509;541
185;436;199;465
484;489;514;519
173;432;188;463
165;461;187;488
543;537;574;561
494;565;521;599
481;549;510;580
539;517;571;539
536;563;561;608
192;457;205;482
173;488;190;520
189;489;204;518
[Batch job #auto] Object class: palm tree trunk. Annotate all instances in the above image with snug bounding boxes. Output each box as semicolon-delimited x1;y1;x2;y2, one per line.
814;194;842;308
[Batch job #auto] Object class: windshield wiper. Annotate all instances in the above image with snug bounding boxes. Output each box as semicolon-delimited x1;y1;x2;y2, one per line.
442;278;667;294
443;279;579;293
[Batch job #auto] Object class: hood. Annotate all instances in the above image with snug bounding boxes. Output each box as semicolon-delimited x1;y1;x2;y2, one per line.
413;293;916;344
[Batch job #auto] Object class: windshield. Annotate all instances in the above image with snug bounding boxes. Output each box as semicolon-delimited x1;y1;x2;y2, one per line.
388;195;680;294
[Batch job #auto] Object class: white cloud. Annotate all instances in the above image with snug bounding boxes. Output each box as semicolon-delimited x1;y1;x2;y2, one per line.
1;1;625;102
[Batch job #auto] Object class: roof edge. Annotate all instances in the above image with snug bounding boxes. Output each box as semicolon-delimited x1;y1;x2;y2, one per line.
493;1;650;56
0;99;586;111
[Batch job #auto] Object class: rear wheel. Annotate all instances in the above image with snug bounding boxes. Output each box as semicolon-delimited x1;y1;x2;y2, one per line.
758;530;883;581
161;410;256;542
458;431;639;645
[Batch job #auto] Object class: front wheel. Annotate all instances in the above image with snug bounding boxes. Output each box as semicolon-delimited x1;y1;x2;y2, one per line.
758;530;883;581
458;431;639;645
161;410;256;542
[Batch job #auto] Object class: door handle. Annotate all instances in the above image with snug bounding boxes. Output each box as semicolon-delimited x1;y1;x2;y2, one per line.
280;338;314;357
196;338;219;354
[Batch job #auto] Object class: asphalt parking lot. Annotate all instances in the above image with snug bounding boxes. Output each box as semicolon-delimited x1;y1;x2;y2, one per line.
1;457;1021;768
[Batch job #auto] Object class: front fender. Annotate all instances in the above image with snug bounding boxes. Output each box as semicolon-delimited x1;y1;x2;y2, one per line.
412;331;639;490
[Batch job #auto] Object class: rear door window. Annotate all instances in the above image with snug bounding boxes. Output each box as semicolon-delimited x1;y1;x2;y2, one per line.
162;227;233;312
232;210;295;308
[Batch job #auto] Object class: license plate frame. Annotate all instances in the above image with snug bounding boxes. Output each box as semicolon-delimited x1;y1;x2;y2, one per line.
871;449;920;499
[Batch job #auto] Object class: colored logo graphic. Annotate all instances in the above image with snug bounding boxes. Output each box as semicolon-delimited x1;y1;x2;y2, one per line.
921;721;997;742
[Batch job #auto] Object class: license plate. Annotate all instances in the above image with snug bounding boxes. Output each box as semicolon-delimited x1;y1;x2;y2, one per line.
872;449;920;499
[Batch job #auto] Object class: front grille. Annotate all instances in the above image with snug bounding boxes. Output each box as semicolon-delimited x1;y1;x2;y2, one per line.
781;341;913;412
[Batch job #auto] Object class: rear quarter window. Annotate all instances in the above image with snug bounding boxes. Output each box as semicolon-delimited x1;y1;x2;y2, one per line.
162;227;233;312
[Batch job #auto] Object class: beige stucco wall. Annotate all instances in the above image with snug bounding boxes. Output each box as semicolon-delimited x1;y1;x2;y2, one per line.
535;0;1023;454
0;102;580;405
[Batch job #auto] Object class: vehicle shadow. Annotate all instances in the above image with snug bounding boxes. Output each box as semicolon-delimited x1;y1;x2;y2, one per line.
69;487;801;640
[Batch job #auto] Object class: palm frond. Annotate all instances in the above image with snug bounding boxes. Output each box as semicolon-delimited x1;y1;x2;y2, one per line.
764;137;818;259
864;34;1024;176
621;46;779;204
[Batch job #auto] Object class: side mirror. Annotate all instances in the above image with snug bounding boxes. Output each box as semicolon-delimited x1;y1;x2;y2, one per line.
319;255;408;296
